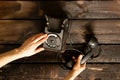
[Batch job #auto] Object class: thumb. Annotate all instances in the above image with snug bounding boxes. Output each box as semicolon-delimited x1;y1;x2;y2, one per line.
77;55;83;64
35;48;45;54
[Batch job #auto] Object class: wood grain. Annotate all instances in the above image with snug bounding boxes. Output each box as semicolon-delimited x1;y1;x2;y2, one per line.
62;1;120;19
0;1;120;80
0;64;120;80
0;1;41;19
0;45;120;63
67;20;120;44
0;20;120;44
1;1;120;19
0;20;44;44
15;45;120;63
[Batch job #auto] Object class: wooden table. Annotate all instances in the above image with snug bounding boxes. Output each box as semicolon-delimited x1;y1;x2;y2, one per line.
0;1;120;80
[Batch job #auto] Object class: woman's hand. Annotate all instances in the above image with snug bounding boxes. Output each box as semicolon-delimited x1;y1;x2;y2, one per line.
18;33;48;58
64;55;86;80
0;33;48;68
72;55;86;76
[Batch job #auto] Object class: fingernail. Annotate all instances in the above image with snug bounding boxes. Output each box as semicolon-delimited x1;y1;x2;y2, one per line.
80;55;83;57
80;55;83;58
44;34;48;36
41;48;45;51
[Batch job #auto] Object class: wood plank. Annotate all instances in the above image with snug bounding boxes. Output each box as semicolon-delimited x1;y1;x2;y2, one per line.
14;45;120;63
0;20;44;44
61;1;120;19
1;1;120;19
0;1;41;19
67;20;120;44
0;20;120;44
0;45;120;63
0;64;120;80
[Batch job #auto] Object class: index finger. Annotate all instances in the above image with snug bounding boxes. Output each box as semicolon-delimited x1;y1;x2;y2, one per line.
33;34;48;43
35;35;48;47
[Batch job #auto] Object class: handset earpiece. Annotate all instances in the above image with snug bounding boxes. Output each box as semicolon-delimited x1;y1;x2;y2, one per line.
80;37;98;64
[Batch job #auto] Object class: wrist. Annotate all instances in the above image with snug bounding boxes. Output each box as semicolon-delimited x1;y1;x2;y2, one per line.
70;70;81;79
64;70;80;80
0;48;25;68
13;48;25;59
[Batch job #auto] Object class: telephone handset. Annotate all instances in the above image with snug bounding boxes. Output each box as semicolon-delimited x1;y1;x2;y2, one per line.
63;37;100;70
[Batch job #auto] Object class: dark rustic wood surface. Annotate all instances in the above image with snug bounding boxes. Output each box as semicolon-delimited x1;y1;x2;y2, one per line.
0;64;120;80
0;45;120;63
0;20;120;44
62;1;120;19
1;1;120;19
68;20;120;44
0;1;120;80
0;20;44;44
0;1;41;19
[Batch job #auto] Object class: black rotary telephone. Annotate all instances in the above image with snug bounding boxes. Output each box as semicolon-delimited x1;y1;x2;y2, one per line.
43;15;101;70
43;15;69;52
